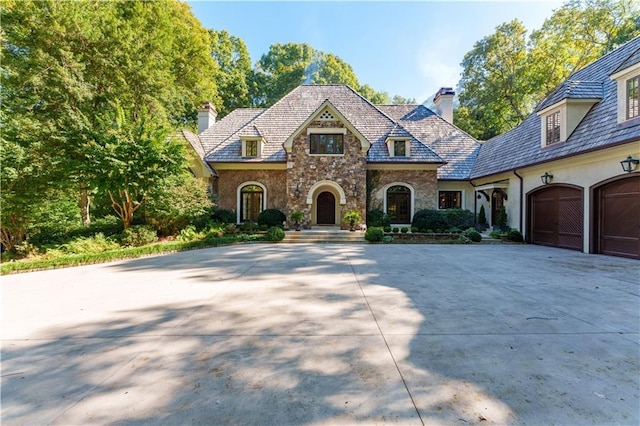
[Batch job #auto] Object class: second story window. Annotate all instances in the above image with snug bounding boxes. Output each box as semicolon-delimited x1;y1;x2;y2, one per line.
245;140;258;157
627;76;639;120
546;111;560;145
310;134;343;155
394;140;407;157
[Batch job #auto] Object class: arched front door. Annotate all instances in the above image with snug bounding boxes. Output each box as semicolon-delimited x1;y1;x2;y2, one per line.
317;191;336;224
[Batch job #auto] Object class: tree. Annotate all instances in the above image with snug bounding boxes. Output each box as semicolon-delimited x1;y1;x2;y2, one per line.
457;20;532;140
209;29;253;117
528;0;640;96
250;42;393;106
88;105;186;229
1;0;217;227
455;0;640;140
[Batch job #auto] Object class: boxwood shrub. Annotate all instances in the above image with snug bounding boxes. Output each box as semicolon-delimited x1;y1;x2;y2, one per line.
366;209;391;228
365;227;384;242
257;209;286;227
265;226;285;242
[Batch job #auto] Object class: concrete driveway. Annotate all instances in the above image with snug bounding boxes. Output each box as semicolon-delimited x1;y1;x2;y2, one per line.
2;244;639;425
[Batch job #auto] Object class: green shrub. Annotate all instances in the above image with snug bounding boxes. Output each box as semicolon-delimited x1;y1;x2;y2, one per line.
411;227;418;233
257;209;286;227
449;227;462;234
120;225;158;247
496;206;508;227
462;228;482;242
383;226;392;232
60;233;120;254
506;229;524;242
412;209;447;233
489;230;503;239
366;209;391;227
458;235;472;244
365;227;384;242
265;226;285;242
177;225;199;242
478;205;487;225
211;208;236;224
392;227;399;233
143;173;214;236
382;235;393;243
239;222;259;233
400;227;409;233
442;209;475;229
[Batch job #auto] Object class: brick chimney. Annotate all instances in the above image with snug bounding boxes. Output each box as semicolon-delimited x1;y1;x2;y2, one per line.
197;102;217;134
433;87;455;124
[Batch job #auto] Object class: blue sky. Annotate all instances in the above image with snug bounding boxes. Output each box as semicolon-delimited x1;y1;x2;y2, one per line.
188;1;564;103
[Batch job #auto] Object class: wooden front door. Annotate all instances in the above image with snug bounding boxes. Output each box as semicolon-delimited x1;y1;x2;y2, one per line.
317;191;335;225
596;175;640;259
529;185;583;251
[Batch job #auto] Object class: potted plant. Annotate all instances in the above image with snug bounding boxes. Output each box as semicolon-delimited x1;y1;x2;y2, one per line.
291;210;304;231
343;209;361;232
476;205;488;232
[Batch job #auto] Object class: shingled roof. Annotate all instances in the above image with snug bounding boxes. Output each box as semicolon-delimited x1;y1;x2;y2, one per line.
471;37;640;179
201;84;480;179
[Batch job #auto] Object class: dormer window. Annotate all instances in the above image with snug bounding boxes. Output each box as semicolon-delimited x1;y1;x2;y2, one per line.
545;111;561;145
611;62;639;124
242;139;261;157
627;76;639;120
387;138;410;157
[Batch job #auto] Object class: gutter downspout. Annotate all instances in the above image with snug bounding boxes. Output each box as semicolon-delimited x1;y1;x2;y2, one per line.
513;170;524;233
470;180;477;224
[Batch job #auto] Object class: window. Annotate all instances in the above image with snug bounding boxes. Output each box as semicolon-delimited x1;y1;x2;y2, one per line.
545;111;560;145
627;76;639;120
394;140;407;157
240;185;263;222
387;185;411;223
245;140;258;157
310;134;343;155
439;191;461;209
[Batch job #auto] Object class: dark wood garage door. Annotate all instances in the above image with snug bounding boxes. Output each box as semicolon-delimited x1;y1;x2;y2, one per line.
530;185;583;251
596;175;640;259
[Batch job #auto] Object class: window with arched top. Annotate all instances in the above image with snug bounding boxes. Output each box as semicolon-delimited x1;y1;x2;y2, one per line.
386;185;411;224
240;184;263;222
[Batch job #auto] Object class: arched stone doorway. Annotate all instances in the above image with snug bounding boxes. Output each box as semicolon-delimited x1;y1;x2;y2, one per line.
316;191;336;224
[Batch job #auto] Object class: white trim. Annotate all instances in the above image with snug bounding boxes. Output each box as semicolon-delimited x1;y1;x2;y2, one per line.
306;180;347;205
610;61;640;80
437;189;464;210
382;182;415;223
241;138;262;158
236;181;267;224
386;138;411;158
212;163;286;170
306;127;347;135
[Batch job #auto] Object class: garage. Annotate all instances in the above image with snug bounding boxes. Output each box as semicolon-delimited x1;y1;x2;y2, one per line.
594;175;640;259
529;185;583;251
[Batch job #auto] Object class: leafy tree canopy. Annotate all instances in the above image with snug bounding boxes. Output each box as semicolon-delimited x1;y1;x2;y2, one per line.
456;0;640;140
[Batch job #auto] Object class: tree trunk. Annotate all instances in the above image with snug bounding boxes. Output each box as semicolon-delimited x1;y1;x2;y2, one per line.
80;187;91;228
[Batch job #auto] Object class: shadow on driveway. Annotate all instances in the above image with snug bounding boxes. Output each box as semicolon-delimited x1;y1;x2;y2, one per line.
2;244;638;425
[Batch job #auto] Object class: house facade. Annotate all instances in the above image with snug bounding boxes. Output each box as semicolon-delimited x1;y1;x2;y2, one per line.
185;37;639;259
470;36;640;259
188;84;479;229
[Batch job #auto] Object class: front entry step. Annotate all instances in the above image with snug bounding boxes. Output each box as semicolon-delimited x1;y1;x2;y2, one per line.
283;230;366;243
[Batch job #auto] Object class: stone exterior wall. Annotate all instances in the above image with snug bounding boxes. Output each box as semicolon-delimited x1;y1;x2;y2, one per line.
215;169;288;213
286;120;367;228
367;169;438;212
